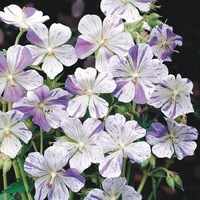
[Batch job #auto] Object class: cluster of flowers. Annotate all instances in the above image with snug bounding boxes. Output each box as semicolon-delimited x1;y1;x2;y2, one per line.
0;0;198;200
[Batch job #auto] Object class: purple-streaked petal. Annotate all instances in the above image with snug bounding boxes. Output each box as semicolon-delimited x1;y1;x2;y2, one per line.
59;168;85;192
152;139;174;158
48;176;69;200
131;0;151;12
1;134;21;158
0;52;8;75
27;23;49;48
14;70;43;90
49;23;72;48
44;146;69;171
7;45;33;73
99;150;123;178
42;55;64;79
84;189;107;200
24;152;50;177
53;44;78;66
174;141;197;160
10;122;32;143
124;142;151;163
123;185;142;200
67;95;89;118
34;175;51;200
92;72;116;93
88;95;108;118
0;77;8;96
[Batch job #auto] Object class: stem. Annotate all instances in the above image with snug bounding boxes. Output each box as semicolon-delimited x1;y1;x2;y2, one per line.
122;157;127;177
31;140;38;152
137;168;150;193
3;172;8;200
40;127;44;154
18;158;33;200
126;161;135;187
15;29;26;45
12;160;27;200
7;102;12;111
69;189;75;200
103;102;117;122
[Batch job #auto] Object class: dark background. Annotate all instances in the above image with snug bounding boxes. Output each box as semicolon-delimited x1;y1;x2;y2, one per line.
0;1;200;200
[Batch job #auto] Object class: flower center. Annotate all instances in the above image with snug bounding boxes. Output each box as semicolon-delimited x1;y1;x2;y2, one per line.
47;47;54;56
132;73;139;84
169;133;178;144
121;0;130;3
161;42;170;50
4;127;11;138
47;171;57;189
7;74;15;87
78;142;85;152
100;39;108;47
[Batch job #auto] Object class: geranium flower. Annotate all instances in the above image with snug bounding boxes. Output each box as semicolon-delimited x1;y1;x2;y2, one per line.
0;45;43;102
26;23;78;79
0;110;32;158
148;23;183;61
13;85;69;132
100;0;150;23
0;4;49;29
84;177;142;200
24;146;85;200
148;74;194;119
54;117;105;173
65;67;116;118
75;14;134;72
146;117;199;160
108;43;168;104
98;113;151;178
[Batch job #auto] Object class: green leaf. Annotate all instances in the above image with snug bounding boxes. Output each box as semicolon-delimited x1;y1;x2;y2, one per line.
151;177;157;200
0;193;15;200
2;179;26;194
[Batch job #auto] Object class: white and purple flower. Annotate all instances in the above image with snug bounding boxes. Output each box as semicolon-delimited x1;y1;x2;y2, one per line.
148;23;183;62
100;0;150;23
65;67;116;118
84;177;142;200
24;145;85;200
108;43;168;104
0;45;43;102
146;117;199;160
54;117;105;173
98;113;151;178
0;110;32;158
13;85;69;132
0;4;49;29
148;74;194;119
26;23;78;79
75;14;134;72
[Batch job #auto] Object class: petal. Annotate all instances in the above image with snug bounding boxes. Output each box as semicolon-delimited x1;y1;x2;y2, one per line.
59;168;85;192
84;189;107;200
42;56;63;79
99;151;123;178
92;72;116;93
88;95;108;118
14;70;43;90
54;45;78;66
0;77;7;96
44;146;69;171
24;152;50;177
49;23;72;48
67;95;89;118
48;177;69;200
124;142;151;163
27;23;49;48
1;134;21;158
0;52;8;75
174;141;197;160
7;110;24;126
131;0;151;12
123;185;142;200
34;175;51;200
10;122;32;143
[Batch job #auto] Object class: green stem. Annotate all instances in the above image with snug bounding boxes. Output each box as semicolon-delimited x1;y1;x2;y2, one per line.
137;168;151;193
12;160;27;200
40;127;44;154
15;29;26;45
122;157;127;177
126;161;135;187
7;102;12;111
3;172;8;200
18;158;33;200
103;102;117;122
69;190;75;200
31;140;38;152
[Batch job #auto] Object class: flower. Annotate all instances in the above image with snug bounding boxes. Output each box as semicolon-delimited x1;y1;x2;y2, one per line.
24;145;85;200
84;176;142;200
100;0;150;23
13;85;69;132
75;14;134;72
0;45;43;102
148;23;183;62
54;117;105;173
0;110;32;158
0;4;49;29
108;43;168;104
98;113;151;178
148;74;194;119
65;67;116;118
26;23;78;79
146;117;199;160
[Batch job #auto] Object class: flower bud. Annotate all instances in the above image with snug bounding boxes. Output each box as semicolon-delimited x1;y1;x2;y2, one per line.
0;158;4;170
149;154;156;168
166;176;175;190
174;175;184;190
140;158;149;168
3;158;12;175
